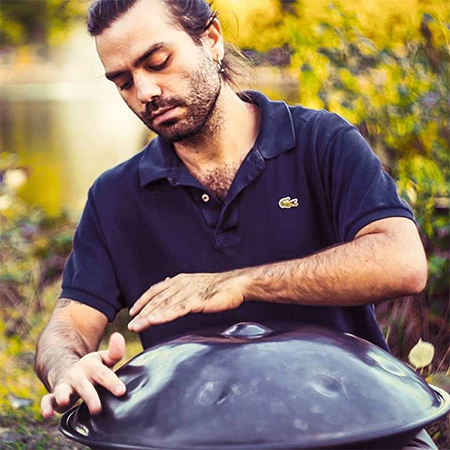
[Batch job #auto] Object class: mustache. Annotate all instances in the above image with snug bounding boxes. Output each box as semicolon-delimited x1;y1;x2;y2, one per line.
142;97;186;122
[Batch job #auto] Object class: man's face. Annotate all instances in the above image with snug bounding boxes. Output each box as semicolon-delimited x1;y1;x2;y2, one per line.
96;0;222;142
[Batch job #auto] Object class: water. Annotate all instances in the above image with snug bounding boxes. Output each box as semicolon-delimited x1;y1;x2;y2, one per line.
0;23;300;215
1;89;150;215
1;78;299;216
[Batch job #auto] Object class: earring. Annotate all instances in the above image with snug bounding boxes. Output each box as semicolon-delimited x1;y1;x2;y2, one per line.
217;58;225;74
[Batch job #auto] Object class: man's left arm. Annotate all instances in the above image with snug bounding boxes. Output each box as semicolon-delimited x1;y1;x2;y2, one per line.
128;216;427;332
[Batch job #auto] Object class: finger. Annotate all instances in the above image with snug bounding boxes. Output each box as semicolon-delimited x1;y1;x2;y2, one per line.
53;382;76;410
73;377;102;415
130;278;172;316
128;285;182;331
91;364;126;397
130;292;192;331
98;332;126;368
130;276;173;316
150;295;194;325
41;394;56;419
41;388;76;416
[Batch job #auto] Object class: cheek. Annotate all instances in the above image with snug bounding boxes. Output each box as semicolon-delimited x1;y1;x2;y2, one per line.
170;49;211;82
164;66;194;87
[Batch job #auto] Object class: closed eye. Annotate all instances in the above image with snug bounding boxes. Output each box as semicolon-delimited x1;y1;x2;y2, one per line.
149;55;171;71
118;55;172;91
119;79;133;91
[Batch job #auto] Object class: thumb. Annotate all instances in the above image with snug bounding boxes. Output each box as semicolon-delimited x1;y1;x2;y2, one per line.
98;332;126;368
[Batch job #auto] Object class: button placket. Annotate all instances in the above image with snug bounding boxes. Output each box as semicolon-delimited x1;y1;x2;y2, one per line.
191;187;221;229
216;148;266;232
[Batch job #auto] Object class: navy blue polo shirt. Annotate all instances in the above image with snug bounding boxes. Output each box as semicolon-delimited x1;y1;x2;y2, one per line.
60;90;414;350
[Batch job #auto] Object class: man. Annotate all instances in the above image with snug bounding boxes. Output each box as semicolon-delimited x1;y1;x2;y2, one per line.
35;0;435;448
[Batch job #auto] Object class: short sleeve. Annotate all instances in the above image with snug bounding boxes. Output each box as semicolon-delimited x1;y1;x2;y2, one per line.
321;124;415;242
60;188;124;321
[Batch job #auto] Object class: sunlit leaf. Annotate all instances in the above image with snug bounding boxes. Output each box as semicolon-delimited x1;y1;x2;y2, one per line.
408;339;435;369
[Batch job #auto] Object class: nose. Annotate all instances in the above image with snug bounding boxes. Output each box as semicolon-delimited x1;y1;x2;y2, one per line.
134;73;162;104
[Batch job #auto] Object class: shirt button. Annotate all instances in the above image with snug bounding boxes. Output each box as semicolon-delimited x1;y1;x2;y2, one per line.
201;193;210;203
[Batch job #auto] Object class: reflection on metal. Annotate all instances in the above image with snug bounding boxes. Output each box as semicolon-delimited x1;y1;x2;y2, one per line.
369;351;407;377
60;322;450;450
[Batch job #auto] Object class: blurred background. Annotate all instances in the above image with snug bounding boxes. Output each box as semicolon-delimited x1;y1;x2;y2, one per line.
0;0;449;448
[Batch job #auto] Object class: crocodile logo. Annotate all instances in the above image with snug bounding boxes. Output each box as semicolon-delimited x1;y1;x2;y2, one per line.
278;196;299;209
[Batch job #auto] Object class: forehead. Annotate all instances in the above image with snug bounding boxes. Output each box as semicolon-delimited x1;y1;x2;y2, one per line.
95;0;192;68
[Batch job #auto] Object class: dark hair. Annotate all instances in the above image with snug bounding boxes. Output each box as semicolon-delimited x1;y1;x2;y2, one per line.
87;0;251;88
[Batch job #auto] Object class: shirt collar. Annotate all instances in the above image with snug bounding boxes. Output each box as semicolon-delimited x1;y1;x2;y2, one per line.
139;90;296;187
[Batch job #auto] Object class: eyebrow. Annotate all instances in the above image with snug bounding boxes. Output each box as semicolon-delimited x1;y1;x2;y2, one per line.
105;42;173;81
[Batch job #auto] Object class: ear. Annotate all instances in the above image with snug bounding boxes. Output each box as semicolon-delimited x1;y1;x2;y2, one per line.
201;18;224;62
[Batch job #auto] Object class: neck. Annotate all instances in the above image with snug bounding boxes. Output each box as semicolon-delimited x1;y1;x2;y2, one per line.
173;85;261;171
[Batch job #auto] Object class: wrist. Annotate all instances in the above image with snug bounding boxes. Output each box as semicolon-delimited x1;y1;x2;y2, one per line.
234;261;290;303
47;357;79;391
233;266;259;302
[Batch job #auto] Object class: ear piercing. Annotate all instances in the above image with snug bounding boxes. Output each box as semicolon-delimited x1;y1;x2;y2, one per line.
217;58;225;73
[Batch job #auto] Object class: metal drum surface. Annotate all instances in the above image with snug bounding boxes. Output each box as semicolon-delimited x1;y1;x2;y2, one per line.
60;322;450;449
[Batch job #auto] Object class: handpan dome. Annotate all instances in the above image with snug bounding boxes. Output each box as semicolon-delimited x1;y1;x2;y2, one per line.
60;322;450;449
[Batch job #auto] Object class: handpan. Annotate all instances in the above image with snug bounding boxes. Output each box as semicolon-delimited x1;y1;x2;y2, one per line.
60;322;450;449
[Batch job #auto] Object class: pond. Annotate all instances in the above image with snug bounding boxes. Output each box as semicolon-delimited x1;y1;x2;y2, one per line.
1;77;299;216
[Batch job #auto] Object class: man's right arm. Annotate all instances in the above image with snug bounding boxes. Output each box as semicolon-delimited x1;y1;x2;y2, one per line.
35;298;126;417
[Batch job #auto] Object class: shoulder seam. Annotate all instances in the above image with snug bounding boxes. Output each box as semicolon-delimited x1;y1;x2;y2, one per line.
319;124;357;168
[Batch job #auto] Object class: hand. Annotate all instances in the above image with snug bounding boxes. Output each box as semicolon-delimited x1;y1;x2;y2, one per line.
40;332;127;418
128;272;248;332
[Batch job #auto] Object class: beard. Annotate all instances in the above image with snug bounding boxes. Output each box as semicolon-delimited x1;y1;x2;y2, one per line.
136;49;222;143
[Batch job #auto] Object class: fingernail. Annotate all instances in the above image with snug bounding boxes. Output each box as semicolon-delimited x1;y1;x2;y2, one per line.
114;385;125;395
130;320;143;330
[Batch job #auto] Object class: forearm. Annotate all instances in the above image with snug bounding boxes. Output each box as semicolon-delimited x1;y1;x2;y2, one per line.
125;218;427;331
35;320;88;392
35;299;100;392
241;229;427;307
